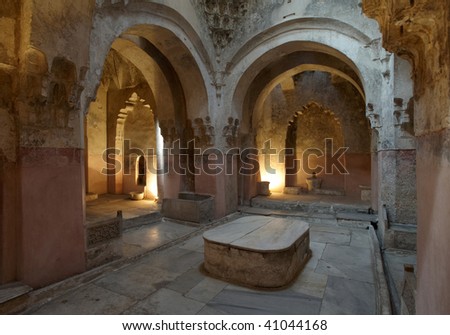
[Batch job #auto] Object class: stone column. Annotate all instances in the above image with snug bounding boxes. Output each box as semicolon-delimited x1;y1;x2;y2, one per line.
363;0;449;313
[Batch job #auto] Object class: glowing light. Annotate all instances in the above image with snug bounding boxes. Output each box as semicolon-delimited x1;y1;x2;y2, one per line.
260;169;284;193
149;177;158;199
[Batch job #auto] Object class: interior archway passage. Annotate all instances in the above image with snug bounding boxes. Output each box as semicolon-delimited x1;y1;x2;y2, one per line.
235;44;370;199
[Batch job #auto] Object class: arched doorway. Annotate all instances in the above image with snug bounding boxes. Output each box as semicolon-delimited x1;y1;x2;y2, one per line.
84;20;211;206
229;35;376;205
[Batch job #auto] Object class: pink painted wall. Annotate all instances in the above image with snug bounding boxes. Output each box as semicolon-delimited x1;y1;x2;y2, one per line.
416;129;450;314
19;147;86;288
195;154;238;219
0;159;19;284
344;153;372;198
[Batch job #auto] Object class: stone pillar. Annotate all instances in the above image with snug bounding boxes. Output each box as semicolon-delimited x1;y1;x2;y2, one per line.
0;0;20;285
16;52;87;287
363;0;449;313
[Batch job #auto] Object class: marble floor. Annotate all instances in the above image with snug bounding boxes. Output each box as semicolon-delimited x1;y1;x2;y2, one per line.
26;213;378;315
86;194;160;225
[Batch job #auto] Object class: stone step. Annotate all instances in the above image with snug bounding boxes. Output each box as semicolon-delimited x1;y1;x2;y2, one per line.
122;212;162;231
336;212;378;228
250;196;370;215
387;224;417;251
238;206;337;225
0;282;33;314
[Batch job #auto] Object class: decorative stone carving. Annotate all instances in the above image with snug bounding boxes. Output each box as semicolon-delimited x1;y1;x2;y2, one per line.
116;93;151;143
199;0;249;53
204;116;215;146
192;116;215;148
366;103;382;128
47;57;78;128
222;116;239;147
21;47;48;103
362;0;448;96
85;210;123;270
394;97;415;136
86;219;121;247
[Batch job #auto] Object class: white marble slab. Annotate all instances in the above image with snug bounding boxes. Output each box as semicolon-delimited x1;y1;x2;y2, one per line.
203;216;309;252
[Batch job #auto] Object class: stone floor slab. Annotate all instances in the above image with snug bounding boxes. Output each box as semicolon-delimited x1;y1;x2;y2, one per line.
133;248;204;275
310;231;351;245
166;268;205;294
305;242;326;270
350;229;372;249
177;234;205;252
320;276;376;315
123;221;196;252
197;304;228;315
186;277;228;303
289;269;328;298
32;284;135;315
207;288;321;315
94;268;158;300
316;244;374;284
124;288;205;315
309;224;350;234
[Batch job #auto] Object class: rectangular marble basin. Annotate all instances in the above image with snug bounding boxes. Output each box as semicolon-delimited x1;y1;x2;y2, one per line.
203;215;311;289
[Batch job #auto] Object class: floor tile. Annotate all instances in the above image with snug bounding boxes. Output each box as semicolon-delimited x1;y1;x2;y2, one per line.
350;229;371;248
185;277;228;303
207;288;321;315
124;288;205;315
320;276;376;315
310;231;351;245
94;268;158;300
166;268;205;294
289;269;328;298
306;242;326;270
178;234;205;252
123;221;196;251
315;244;374;284
32;284;135;315
133;249;204;275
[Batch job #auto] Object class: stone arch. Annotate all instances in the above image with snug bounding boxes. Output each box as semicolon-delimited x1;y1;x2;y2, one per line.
285;102;346;190
83;2;214;121
84;3;215;200
226;18;385;134
228;19;378;200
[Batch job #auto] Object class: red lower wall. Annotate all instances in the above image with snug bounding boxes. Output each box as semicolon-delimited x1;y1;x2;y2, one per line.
19;147;86;288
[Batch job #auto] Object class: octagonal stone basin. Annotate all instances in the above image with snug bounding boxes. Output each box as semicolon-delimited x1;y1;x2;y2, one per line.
203;216;311;289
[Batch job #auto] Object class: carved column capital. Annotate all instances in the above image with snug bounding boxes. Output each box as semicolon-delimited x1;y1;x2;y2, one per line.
366;103;382;129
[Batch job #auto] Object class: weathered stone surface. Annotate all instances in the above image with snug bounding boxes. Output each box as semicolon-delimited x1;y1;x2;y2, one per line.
162;193;215;223
2;0;447;316
203;216;311;288
85;213;123;269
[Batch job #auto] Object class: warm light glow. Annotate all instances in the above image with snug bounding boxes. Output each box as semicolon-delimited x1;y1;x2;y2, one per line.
149;176;158;198
258;153;286;192
260;170;284;192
